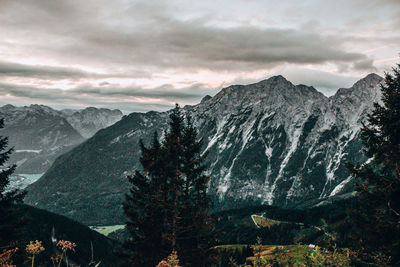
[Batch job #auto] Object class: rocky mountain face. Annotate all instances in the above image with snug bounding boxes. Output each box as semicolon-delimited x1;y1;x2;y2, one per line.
25;74;383;225
0;104;85;175
0;105;123;189
61;107;123;138
200;74;381;207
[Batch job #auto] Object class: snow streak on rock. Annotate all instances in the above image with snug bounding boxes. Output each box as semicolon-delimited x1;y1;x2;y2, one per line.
25;74;383;224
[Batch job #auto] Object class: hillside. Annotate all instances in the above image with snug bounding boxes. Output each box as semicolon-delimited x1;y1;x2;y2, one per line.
108;197;355;265
19;205;119;266
0;104;85;175
0;105;123;190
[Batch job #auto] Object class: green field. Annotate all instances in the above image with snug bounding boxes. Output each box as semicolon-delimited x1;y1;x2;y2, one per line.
251;214;304;228
90;224;125;236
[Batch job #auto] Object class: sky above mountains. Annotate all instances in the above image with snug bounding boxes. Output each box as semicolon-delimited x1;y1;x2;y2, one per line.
0;0;399;113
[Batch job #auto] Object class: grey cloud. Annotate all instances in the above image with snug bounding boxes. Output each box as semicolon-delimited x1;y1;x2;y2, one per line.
0;61;152;80
65;17;370;71
0;61;94;79
0;82;217;113
0;0;373;72
352;58;377;72
1;0;395;112
71;83;215;100
279;68;361;96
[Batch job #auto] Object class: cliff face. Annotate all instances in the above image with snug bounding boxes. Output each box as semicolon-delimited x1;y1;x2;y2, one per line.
25;74;383;225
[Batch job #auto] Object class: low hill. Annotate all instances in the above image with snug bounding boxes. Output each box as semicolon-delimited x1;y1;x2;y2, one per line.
108;196;354;246
215;197;354;247
18;205;119;266
108;197;354;265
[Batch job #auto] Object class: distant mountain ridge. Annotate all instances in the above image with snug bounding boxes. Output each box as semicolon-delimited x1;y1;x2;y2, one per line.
0;104;123;177
61;107;123;138
25;74;383;225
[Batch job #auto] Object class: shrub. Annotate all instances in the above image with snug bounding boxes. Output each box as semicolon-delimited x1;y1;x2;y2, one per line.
157;251;181;267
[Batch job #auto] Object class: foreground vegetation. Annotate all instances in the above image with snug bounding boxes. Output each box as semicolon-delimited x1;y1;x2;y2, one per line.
213;243;351;267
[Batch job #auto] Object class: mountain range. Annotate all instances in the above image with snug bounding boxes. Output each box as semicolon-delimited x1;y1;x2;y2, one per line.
24;73;382;225
0;105;122;188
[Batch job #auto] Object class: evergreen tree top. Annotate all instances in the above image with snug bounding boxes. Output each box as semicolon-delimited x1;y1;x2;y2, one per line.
361;64;400;171
123;104;215;266
349;64;400;265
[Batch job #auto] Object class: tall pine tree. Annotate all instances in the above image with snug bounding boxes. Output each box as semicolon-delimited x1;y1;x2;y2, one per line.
349;64;400;264
123;105;215;267
177;114;215;267
0;118;26;249
122;132;169;266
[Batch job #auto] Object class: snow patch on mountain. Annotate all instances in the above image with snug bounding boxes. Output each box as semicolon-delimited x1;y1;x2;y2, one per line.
25;73;384;224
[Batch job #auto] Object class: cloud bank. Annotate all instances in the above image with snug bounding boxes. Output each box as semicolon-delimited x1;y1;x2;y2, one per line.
0;0;399;112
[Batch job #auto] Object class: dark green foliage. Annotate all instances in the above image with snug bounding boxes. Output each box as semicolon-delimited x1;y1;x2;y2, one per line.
177;114;216;266
122;132;170;266
208;244;252;266
214;198;351;244
21;205;119;266
0;118;26;249
208;198;358;265
123;105;215;266
0;118;117;265
118;195;356;265
348;65;400;264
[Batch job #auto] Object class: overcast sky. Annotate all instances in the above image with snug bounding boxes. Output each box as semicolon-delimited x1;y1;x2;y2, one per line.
1;0;399;113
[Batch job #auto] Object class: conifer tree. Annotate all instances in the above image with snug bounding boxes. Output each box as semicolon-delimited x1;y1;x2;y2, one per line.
162;105;185;251
177;115;215;267
123;104;215;266
349;64;400;264
122;132;169;266
0;118;26;249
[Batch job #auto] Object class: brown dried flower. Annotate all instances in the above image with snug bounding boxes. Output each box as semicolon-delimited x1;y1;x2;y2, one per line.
56;240;77;252
26;240;45;255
